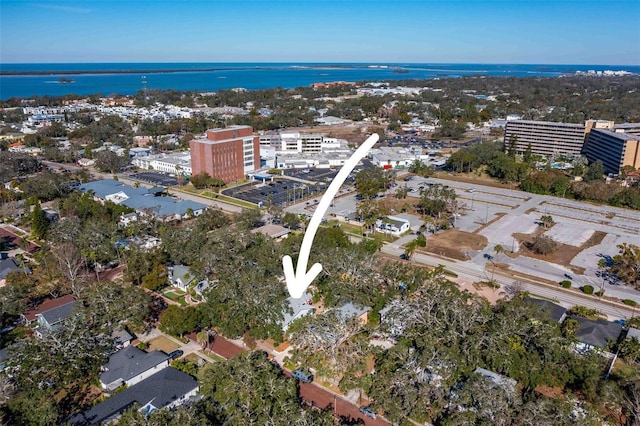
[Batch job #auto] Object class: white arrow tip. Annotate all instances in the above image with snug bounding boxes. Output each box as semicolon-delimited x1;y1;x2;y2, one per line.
282;255;322;298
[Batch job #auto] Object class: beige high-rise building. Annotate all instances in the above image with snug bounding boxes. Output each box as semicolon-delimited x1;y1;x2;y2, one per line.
503;120;587;157
583;129;640;175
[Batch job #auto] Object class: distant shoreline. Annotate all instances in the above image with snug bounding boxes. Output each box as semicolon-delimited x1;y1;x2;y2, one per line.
0;64;368;76
0;68;223;76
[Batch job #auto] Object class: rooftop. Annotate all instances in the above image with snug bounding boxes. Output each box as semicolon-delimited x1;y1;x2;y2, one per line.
74;367;198;425
80;180;206;219
22;294;76;323
100;346;169;387
574;317;623;349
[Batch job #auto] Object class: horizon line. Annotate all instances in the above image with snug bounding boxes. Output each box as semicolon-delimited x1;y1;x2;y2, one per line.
2;61;639;67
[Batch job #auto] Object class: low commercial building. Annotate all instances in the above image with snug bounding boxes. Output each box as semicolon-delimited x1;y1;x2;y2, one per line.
80;180;206;221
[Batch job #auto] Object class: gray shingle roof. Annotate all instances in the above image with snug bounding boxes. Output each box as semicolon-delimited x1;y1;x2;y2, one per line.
0;257;22;280
39;300;76;326
574;317;623;349
73;367;198;425
100;346;169;388
524;297;567;323
335;302;370;320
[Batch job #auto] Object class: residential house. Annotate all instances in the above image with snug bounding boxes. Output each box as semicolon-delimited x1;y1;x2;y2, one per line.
473;367;518;394
281;291;315;332
251;224;290;241
523;297;568;323
99;345;170;392
168;265;196;291
573;317;623;358
118;212;138;226
376;216;411;236
34;298;77;337
626;327;640;343
73;367;198;425
21;295;76;337
112;328;134;350
335;302;370;324
0;256;29;287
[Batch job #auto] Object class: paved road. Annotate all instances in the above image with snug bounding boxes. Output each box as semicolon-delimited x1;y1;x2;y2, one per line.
382;243;637;320
168;187;243;213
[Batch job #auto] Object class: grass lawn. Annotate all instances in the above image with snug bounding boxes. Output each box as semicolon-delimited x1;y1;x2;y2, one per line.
163;290;185;300
198;350;225;362
146;336;180;354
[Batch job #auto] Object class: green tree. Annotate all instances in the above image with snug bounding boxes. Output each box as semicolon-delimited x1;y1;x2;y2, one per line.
605;243;640;290
30;202;49;239
159;305;201;337
199;350;335;425
583;160;605;182
354;167;391;199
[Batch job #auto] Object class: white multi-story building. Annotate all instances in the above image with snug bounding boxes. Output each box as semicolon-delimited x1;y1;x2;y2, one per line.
132;151;192;175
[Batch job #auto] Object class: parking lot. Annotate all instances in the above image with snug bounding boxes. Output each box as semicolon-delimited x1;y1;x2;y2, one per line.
222;179;328;207
128;171;178;186
284;168;339;183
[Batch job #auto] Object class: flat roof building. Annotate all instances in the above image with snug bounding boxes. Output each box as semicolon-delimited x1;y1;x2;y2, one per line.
583;128;640;175
190;125;259;183
504;120;587;157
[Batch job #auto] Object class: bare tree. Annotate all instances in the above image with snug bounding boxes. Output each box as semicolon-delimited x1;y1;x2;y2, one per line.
53;242;87;297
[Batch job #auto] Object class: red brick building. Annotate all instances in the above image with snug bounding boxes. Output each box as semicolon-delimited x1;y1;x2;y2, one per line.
189;125;260;183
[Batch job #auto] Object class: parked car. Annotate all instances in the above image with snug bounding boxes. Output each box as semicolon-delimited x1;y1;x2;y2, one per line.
359;405;377;419
400;253;410;260
291;369;313;383
167;349;183;360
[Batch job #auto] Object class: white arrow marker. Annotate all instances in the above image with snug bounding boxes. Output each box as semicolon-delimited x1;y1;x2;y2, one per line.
283;133;379;298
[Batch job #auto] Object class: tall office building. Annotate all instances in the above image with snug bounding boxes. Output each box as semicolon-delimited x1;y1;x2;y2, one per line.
190;125;259;183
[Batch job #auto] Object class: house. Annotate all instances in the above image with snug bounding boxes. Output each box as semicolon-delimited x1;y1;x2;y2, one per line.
112;328;134;350
251;224;290;241
379;299;409;337
21;294;76;337
168;265;196;291
375;216;411;236
335;302;370;324
118;212;138;226
523;297;568;323
473;367;518;394
99;345;170;392
573;317;623;357
626;327;640;342
35;298;77;337
72;367;198;425
0;256;29;287
281;291;315;332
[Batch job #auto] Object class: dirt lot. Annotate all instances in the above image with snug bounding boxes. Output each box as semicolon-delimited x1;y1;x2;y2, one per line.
146;336;180;354
511;230;607;274
419;229;488;261
379;195;421;215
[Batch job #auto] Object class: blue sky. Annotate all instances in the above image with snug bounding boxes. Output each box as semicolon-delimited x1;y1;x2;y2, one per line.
1;0;639;64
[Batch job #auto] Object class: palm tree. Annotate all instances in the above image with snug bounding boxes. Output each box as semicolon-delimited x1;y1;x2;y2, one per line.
405;240;419;261
494;244;504;263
